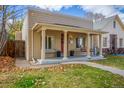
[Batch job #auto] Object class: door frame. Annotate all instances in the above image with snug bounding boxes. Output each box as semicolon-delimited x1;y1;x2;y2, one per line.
110;34;117;51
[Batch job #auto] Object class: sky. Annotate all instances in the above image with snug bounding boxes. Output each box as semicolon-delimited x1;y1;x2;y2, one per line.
36;5;124;22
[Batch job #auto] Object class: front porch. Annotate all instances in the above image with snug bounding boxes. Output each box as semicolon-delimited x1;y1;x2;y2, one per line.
32;23;105;64
36;56;105;65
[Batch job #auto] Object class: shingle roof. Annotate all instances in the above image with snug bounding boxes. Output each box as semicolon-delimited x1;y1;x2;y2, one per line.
28;7;93;30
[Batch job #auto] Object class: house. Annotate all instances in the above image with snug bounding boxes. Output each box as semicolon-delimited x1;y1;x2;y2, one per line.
21;7;107;63
94;15;124;54
15;31;22;40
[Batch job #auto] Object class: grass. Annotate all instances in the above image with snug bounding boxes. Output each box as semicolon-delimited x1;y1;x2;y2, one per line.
0;64;124;88
93;55;124;70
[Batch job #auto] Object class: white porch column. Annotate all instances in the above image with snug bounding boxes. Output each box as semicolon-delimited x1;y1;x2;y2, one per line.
99;34;103;57
92;34;94;49
41;29;46;60
87;33;91;58
32;30;34;58
63;31;68;60
91;34;93;56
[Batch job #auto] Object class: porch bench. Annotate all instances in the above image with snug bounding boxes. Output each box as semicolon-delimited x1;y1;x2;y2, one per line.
74;48;87;56
45;49;56;58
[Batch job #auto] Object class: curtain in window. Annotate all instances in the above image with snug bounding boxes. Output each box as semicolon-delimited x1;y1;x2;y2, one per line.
76;37;84;48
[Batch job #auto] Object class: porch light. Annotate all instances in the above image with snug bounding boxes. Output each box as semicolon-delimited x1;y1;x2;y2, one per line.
69;34;73;44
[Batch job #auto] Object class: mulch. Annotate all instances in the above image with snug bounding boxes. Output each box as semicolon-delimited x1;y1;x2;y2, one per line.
0;56;15;72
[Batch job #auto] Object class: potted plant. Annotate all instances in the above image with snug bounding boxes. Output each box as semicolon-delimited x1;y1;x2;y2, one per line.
56;50;61;57
70;50;74;56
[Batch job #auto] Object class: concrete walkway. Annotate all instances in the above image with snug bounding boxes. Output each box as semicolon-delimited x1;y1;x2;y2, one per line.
15;58;124;77
62;62;124;77
15;58;59;69
15;58;31;68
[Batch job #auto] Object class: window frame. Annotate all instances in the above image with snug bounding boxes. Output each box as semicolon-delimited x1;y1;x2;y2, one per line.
103;37;107;47
120;38;123;48
113;21;116;28
76;37;84;48
45;36;54;50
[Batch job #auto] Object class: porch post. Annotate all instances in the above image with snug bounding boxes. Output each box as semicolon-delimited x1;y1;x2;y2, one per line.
32;30;34;58
63;31;68;60
87;33;91;58
41;28;46;60
91;34;93;56
99;34;103;57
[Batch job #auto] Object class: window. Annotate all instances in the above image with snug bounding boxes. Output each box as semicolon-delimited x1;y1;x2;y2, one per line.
113;21;116;28
45;36;54;49
120;38;123;47
103;37;107;47
48;37;51;49
76;37;84;48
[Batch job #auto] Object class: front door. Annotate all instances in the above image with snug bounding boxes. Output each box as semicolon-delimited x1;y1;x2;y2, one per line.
110;34;117;53
61;33;64;55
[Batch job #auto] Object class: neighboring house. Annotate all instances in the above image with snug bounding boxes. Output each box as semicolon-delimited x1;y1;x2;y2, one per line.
15;31;22;40
21;7;107;63
94;15;124;54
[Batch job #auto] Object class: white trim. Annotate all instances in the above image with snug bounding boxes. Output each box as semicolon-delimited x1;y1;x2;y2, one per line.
119;38;123;48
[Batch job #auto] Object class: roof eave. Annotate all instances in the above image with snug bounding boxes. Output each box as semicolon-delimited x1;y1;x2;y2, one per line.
32;22;107;34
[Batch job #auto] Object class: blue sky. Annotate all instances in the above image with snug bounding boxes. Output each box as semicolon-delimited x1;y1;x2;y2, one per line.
36;5;124;22
59;5;86;17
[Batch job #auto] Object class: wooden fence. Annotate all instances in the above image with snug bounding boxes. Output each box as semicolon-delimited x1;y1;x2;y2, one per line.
1;40;25;58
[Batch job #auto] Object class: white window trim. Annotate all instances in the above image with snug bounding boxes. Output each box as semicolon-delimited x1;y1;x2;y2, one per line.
120;38;123;48
103;37;107;48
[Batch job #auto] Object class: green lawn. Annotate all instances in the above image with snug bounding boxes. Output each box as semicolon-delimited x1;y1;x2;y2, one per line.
1;64;124;88
93;56;124;70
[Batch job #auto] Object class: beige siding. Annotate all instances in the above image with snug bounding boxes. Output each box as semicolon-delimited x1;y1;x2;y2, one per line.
33;31;41;58
22;12;30;60
91;35;99;48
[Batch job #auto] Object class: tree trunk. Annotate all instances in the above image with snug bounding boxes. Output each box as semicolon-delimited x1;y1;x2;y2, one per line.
0;5;8;55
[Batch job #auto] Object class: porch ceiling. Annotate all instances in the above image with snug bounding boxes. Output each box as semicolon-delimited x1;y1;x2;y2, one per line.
32;22;108;34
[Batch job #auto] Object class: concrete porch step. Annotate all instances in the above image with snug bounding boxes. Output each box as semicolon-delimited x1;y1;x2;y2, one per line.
35;56;105;65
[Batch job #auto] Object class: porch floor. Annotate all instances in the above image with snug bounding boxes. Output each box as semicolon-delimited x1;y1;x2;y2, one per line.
36;56;105;65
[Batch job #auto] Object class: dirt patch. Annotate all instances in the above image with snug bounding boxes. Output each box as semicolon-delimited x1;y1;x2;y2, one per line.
0;56;15;72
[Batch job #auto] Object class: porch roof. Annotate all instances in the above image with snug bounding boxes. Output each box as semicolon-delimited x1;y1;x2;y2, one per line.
32;22;108;34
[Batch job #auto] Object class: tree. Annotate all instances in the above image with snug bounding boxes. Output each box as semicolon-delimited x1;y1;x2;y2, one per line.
0;6;8;55
0;5;26;55
8;19;23;40
84;12;105;21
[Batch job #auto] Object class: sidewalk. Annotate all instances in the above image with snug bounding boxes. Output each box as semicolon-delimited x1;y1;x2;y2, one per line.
62;62;124;77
